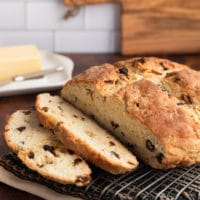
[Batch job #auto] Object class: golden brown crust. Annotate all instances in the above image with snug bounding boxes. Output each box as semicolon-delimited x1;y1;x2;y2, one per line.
4;116;18;153
164;69;200;103
114;57;188;73
73;64;118;83
67;57;188;95
114;80;200;156
62;57;200;169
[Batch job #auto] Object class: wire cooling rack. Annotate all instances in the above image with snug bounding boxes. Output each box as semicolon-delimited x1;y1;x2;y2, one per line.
0;153;200;200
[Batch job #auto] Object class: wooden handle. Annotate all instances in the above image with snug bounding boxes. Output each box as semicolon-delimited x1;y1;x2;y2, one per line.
64;0;118;6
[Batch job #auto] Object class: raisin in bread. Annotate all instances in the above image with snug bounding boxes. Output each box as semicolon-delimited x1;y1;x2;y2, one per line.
61;57;200;169
4;110;91;186
36;93;138;174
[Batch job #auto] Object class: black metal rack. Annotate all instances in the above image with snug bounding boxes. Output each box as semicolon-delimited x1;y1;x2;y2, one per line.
1;153;200;200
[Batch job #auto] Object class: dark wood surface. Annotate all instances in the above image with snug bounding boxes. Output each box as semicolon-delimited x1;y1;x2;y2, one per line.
0;53;200;200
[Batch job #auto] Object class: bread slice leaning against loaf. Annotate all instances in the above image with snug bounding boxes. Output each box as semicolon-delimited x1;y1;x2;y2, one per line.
61;57;200;169
4;110;91;186
36;93;138;174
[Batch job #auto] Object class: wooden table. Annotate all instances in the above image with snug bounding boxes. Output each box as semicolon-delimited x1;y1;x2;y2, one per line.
0;53;200;200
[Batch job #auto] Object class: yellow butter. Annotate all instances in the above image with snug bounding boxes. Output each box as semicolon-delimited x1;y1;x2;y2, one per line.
0;45;41;81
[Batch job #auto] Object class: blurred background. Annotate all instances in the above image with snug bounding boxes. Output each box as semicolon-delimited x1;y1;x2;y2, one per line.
0;0;120;53
1;0;199;55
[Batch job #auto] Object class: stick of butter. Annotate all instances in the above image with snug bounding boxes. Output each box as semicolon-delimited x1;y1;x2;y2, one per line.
0;45;41;81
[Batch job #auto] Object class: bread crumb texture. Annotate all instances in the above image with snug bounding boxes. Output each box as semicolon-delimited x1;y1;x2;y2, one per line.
4;110;91;186
36;93;138;174
61;57;200;169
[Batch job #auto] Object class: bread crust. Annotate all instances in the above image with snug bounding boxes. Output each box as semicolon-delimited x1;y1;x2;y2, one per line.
36;94;138;174
61;57;200;169
4;110;92;186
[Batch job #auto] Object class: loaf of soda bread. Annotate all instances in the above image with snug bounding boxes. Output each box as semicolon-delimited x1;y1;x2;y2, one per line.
36;93;138;174
4;110;91;186
61;57;200;169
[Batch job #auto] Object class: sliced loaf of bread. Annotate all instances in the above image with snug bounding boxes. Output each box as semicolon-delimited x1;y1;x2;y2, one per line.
61;57;200;169
36;93;138;174
4;110;91;186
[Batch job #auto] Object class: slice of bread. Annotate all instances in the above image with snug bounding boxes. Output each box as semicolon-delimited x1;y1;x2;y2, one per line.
4;110;91;186
36;93;138;174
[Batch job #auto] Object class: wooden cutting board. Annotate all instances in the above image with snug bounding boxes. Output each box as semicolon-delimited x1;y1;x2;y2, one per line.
64;0;200;55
